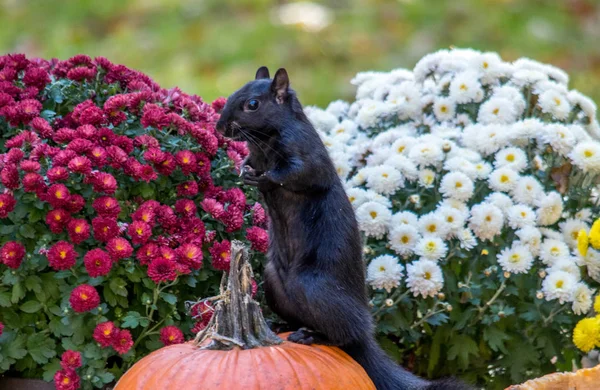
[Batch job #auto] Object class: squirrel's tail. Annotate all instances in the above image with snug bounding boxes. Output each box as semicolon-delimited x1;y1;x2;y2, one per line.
342;337;472;390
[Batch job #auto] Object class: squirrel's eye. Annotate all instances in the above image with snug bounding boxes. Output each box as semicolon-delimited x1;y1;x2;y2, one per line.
246;99;260;111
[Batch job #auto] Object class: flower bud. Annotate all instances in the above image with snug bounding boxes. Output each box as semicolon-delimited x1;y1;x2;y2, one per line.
409;195;420;204
536;291;544;300
498;311;505;318
538;270;547;279
503;271;511;279
446;304;453;312
437;292;445;300
481;249;489;255
385;299;394;307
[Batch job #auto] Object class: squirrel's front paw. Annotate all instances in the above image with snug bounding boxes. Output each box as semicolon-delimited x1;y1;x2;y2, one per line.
243;171;281;192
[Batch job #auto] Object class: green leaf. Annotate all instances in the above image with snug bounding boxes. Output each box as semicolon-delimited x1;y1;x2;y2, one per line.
483;326;510;354
26;276;43;294
83;343;102;360
427;326;447;376
0;225;16;235
27;333;57;364
160;292;177;305
42;359;61;382
97;372;115;384
121;311;142;329
20;300;42;313
0;291;11;307
18;224;36;239
139;182;154;198
447;334;479;370
11;282;25;303
109;277;128;297
5;334;27;359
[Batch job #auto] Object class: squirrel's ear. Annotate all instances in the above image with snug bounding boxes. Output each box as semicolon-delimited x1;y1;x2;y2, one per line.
271;68;289;104
255;66;270;80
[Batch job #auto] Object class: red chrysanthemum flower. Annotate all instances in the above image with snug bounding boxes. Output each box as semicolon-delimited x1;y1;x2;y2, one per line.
137;164;157;183
252;203;267;228
209;240;231;271
191;320;207;334
211;97;227;112
106;237;133;260
22;172;43;193
191;125;219;156
177;243;203;270
53;128;78;145
127;221;152;245
46;166;69;183
6;148;24;163
112;329;134;355
174;199;196;217
0;241;25;269
92;196;121;218
0;322;4;336
47;241;77;271
88;146;108;168
46;184;71;208
190;301;214;324
156;205;177;230
45;208;71;233
140;103;170;129
15;99;42;125
0;164;19;189
67;156;92;175
106;145;128;166
246;226;269;253
177;180;199;197
76;124;97;139
67;219;91;245
65;194;86;214
60;350;82;370
103;94;130;126
175;150;196;175
93;321;117;347
221;206;244;233
159;326;185;346
147;257;177;284
29;117;54;138
136;243;159;265
83;248;112;277
142;148;164;164
69;284;100;313
194;152;211;176
154;153;176;176
71;100;106;126
19;159;41;172
23;66;50;90
131;207;155;225
90;172;118;194
0;193;16;218
54;368;80;390
92;217;120;243
67;138;94;154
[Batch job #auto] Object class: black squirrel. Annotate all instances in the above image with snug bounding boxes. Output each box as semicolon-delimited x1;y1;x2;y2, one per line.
216;66;472;390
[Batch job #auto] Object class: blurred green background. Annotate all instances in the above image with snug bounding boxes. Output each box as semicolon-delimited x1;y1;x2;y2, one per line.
1;0;599;107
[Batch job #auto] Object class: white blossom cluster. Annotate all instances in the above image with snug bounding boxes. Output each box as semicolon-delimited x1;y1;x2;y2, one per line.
306;49;600;314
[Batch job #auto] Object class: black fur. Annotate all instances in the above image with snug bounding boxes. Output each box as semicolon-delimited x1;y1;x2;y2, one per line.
216;67;473;390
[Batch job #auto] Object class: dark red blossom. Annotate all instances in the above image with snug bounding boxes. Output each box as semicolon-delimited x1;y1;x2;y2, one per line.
159;326;185;346
154;153;176;176
134;134;160;149
200;198;224;219
52;149;78;166
141;103;170;129
67;156;92;175
136;243;159;265
128;221;152;245
190;301;214;324
132;207;155;225
65;195;85;214
71;100;106;126
0;164;19;189
209;240;231;271
92;217;119;243
67;66;97;82
97;128;116;146
0;193;16;218
0;322;3;336
147;257;177;284
175;150;196;175
222;206;244;233
47;241;77;271
88;146;108;167
90;172;118;194
47;166;69;182
177;180;199;197
211;97;227;112
54;368;80;390
23;172;43;192
53;129;78;144
106;237;133;260
246;226;269;253
67;219;91;245
143;148;164;164
92;196;121;217
29;117;54;138
6;148;24;163
174;199;196;217
93;321;117;347
46;208;71;233
1;241;25;269
23;66;50;90
137;164;157;182
60;350;82;370
76;124;97;139
112;329;133;355
84;248;112;277
191;125;219;155
20;160;40;172
69;284;100;313
47;184;71;208
252;203;267;228
177;243;203;269
67;138;94;154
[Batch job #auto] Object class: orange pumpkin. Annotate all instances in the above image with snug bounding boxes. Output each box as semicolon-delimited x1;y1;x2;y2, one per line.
506;364;600;390
115;242;375;390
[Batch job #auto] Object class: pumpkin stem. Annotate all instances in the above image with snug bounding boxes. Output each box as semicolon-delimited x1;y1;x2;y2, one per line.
193;240;283;350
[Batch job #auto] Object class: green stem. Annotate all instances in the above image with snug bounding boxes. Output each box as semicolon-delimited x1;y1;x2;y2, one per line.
476;280;507;320
373;289;410;318
411;304;446;329
543;304;568;326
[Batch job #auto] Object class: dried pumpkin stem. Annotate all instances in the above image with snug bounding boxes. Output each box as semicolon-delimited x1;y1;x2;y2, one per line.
194;240;282;350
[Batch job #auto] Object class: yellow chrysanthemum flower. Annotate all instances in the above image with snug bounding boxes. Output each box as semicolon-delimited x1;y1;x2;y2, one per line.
589;218;600;250
578;229;589;257
572;317;600;352
595;295;600;313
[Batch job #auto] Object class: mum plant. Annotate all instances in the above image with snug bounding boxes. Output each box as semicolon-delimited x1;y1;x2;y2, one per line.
0;54;268;389
305;48;600;388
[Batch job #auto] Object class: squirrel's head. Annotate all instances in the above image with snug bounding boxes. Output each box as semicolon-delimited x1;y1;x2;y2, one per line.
216;66;293;141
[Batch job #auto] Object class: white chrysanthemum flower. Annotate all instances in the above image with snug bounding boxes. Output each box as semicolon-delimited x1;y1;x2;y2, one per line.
559;218;589;249
454;113;473;128
325;100;350;119
485;192;513;213
356;201;392;239
575;208;593;223
473;161;493;180
511;68;547;87
365;165;404;195
414;235;448;261
458;228;478;250
433;96;456;122
305;106;338;132
496;244;534;274
346;187;368;209
507;204;536;229
494;147;528;172
356;100;390;129
511;118;545;142
577;249;600;283
489;167;519;193
515;226;542;256
539;124;576;156
570;142;600;173
511;176;544;206
366;148;393;167
406;259;444;298
438;206;467;231
571;283;594;315
418;213;450;237
540;239;570;266
439;172;474;202
538;88;571;120
536;192;564;226
418;168;437;188
409;142;444;167
449;70;484;104
548;258;581;280
493;85;526;115
366;255;404;293
320;134;341;150
364;190;393;208
469;203;504;241
444;157;477;180
384;155;419;181
331;154;351;181
477;97;518;124
568;90;597;120
389;225;420;257
474;125;510;156
438;199;470;216
387;81;422;120
389;137;417;156
391;211;419;228
542;270;577;304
